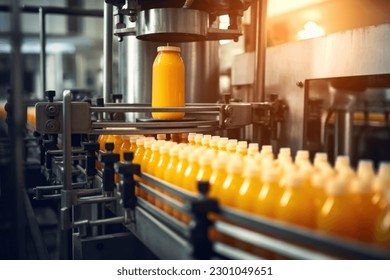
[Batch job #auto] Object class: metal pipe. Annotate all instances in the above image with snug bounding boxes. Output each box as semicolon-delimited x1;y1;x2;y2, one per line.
63;90;73;190
253;0;268;102
103;3;113;102
10;0;26;259
90;106;220;113
39;7;46;95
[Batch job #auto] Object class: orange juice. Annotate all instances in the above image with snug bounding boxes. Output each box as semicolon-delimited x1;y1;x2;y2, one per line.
311;172;330;216
209;153;229;199
129;136;138;153
219;155;244;207
133;138;145;165
98;134;108;151
163;146;181;215
152;46;185;120
196;151;215;183
374;188;390;247
317;177;358;240
147;142;163;176
275;173;315;229
181;149;203;193
350;177;380;243
254;169;282;218
174;147;192;187
217;137;229;151
155;145;171;209
372;162;390;212
141;140;155;173
194;134;203;146
234;163;262;212
188;133;196;145
120;136;131;162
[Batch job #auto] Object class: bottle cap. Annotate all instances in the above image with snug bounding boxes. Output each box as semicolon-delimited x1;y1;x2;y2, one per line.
157;134;166;140
226;142;237;152
314;153;328;167
238;141;247;147
157;46;181;52
202;137;211;146
335;155;350;171
136;138;145;146
211;136;220;140
279;147;291;157
378;162;390;181
248;143;259;150
210;138;219;149
236;145;248;154
261;145;273;153
357;160;375;180
195;134;203;145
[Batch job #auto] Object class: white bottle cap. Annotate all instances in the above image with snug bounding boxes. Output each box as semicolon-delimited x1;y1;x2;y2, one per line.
357;160;375;180
157;46;181;52
279;147;291;157
335;155;350;171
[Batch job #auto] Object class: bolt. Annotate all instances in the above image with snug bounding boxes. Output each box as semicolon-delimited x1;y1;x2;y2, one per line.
224;118;232;127
45;104;59;117
296;81;304;88
45;120;58;132
225;105;233;116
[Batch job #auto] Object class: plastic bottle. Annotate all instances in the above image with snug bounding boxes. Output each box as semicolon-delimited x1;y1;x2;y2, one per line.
295;150;310;168
226;141;237;154
219;155;244;207
196;151;215;183
209;138;219;151
275;173;315;229
154;145;171;209
133;138;145;165
217;137;229;151
98;134;108;151
372;162;390;212
335;155;351;173
317;177;358;240
194;134;203;146
129;136;138;154
201;135;212;148
181;149;203;193
350;176;380;243
236;142;248;157
147;142;164;176
357;160;375;181
209;152;229;199
152;46;185;120
156;134;167;141
313;153;328;171
119;136;131;162
254;169;282;218
141;139;155;173
374;187;390;248
247;143;259;156
311;171;332;216
234;163;262;212
188;133;196;145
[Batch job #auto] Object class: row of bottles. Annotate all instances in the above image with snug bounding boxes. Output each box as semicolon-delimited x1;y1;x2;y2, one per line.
97;132;390;248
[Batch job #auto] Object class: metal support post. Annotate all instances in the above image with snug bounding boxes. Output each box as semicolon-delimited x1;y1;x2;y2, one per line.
103;3;113;102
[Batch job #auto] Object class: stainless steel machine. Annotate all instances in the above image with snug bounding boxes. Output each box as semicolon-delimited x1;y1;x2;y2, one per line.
1;0;390;260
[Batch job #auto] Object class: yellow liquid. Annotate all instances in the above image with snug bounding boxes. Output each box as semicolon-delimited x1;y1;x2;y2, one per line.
219;173;244;207
276;187;315;229
152;49;185;120
163;153;180;215
209;169;228;199
141;144;153;173
155;152;170;209
98;134;108;151
181;161;200;193
197;164;213;183
317;195;358;240
133;144;145;165
120;138;131;162
234;177;261;212
375;208;390;248
351;192;381;243
254;181;282;218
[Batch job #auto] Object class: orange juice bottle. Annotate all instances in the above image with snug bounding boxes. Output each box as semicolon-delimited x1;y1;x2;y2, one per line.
295;150;310;168
313;152;328;171
234;163;262;212
152;46;185;120
209;138;219;151
129;136;138;153
201;135;212;148
181;149;204;193
236;141;248;157
174;147;192;187
374;187;390;248
254;169;282;218
209;152;229;199
98;134;108;151
311;171;332;216
350;175;380;243
188;133;196;145
155;145;171;209
194;134;203;146
317;177;358;240
217;137;229;151
247;143;259;157
196;151;215;183
219;155;244;207
147;141;164;176
133;138;145;165
164;146;180;183
226;141;237;154
141;139;155;173
275;173;315;229
334;155;351;173
260;145;273;156
357;160;375;181
119;136;131;162
372;162;390;211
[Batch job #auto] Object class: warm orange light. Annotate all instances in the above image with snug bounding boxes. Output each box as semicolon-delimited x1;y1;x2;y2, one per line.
297;21;325;39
